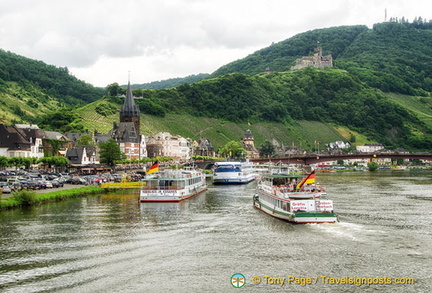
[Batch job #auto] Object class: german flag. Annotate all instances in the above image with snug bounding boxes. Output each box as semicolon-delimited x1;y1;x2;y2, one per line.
296;170;315;190
147;161;159;174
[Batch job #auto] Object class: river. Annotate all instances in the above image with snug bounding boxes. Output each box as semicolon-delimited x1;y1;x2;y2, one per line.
0;171;431;292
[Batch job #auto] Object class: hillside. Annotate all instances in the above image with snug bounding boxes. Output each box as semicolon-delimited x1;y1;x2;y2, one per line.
76;66;432;150
77;98;358;150
128;73;210;89
3;21;432;151
0;49;104;124
211;25;369;77
210;22;432;97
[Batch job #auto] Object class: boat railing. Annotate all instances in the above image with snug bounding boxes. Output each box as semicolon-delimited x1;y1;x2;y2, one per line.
141;185;183;191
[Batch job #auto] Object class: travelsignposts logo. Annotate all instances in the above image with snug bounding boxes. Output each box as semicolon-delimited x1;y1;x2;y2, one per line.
231;273;246;288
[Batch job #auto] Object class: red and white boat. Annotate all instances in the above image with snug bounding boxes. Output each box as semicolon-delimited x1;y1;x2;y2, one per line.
254;171;338;223
140;169;207;202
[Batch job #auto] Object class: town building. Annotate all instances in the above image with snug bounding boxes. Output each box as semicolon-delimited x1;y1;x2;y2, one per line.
14;124;44;158
66;145;99;166
146;132;191;160
109;80;147;160
241;129;259;159
327;141;351;151
0;124;32;157
193;138;215;157
41;130;72;157
356;143;385;153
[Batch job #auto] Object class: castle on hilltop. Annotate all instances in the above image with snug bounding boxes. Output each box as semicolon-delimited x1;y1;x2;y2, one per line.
290;46;333;70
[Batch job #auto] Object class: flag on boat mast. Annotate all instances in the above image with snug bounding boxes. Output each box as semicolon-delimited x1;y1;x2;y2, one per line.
296;170;316;190
147;161;159;174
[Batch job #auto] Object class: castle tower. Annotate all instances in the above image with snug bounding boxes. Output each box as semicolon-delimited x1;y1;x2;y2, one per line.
120;80;140;139
243;129;255;148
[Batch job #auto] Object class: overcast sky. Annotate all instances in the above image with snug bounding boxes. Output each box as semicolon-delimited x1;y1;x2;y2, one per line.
0;0;431;87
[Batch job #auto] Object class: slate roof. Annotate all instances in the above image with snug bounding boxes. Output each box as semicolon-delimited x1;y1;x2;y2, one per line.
120;81;140;118
110;122;139;143
0;125;31;151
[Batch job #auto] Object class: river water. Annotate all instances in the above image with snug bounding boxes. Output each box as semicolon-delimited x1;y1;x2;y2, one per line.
0;171;431;292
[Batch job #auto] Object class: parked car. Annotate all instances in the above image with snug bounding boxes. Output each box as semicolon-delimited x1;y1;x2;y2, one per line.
43;180;53;188
66;177;87;185
1;185;12;194
34;180;47;189
10;182;22;191
51;179;64;188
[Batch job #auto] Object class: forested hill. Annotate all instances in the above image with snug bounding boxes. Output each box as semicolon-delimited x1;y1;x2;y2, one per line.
0;49;104;105
129;73;210;89
3;21;432;151
211;25;368;77
210;22;432;96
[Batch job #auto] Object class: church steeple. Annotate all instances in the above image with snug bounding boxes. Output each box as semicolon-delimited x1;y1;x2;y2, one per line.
120;79;140;137
120;81;140;118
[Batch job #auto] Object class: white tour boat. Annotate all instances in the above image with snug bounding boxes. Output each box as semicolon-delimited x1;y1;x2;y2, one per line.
212;161;256;184
140;169;207;202
253;171;337;223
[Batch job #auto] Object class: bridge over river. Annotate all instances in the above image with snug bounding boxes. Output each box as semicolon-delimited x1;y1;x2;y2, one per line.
192;152;432;169
250;152;432;165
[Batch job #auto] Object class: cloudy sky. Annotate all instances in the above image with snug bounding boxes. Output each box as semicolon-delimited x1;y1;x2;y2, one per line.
0;0;431;87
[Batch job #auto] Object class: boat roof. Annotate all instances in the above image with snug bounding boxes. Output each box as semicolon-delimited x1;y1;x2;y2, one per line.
261;173;304;179
215;162;244;166
142;170;202;181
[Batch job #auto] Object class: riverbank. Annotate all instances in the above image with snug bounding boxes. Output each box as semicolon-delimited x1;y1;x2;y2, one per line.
0;185;105;211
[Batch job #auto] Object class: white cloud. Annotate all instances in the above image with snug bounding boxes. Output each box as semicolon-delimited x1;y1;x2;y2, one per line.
1;0;431;86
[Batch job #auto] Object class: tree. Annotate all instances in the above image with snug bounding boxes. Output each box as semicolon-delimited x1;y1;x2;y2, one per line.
259;140;276;158
23;157;37;169
76;134;95;146
99;139;126;167
219;141;247;159
8;157;25;170
37;156;69;171
349;133;356;143
0;156;8;169
367;161;379;172
106;82;121;97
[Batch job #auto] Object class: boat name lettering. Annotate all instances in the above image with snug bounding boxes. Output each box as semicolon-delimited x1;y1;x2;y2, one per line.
316;200;333;210
146;190;177;193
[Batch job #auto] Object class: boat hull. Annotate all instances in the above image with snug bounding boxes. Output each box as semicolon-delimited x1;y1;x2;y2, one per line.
212;161;256;185
213;177;255;184
253;193;337;224
140;187;207;202
139;169;207;202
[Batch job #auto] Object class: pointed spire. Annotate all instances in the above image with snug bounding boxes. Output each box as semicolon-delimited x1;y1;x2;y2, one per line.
120;76;140;118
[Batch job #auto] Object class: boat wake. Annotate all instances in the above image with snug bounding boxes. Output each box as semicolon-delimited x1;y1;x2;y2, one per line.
308;221;383;242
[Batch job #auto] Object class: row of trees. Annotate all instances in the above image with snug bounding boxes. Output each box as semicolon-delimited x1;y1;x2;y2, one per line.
0;156;69;171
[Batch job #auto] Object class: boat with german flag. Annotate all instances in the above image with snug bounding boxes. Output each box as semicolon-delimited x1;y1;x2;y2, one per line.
253;170;338;223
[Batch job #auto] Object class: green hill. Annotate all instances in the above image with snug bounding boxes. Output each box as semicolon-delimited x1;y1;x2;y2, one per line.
129;73;210;89
210;22;432;96
78;98;352;151
3;21;432;151
211;25;368;77
0;49;104;124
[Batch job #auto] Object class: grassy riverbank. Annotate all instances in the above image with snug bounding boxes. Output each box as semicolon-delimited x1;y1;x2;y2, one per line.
0;186;105;211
